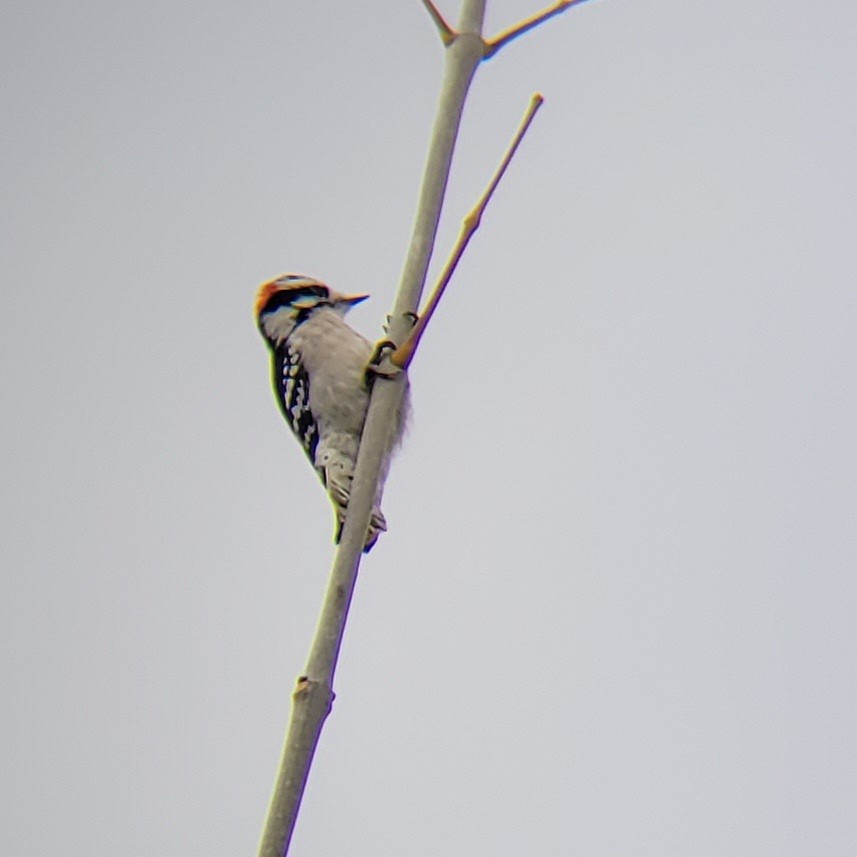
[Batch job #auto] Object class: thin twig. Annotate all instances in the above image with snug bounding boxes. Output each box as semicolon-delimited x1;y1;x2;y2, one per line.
483;0;594;59
420;0;458;45
392;93;545;369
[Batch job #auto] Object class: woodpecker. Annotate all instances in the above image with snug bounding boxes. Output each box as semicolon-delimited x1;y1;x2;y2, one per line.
255;273;407;552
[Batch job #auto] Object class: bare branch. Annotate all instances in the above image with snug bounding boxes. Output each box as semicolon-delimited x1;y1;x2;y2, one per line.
420;0;458;46
257;678;333;857
483;0;594;59
256;3;489;854
393;93;545;369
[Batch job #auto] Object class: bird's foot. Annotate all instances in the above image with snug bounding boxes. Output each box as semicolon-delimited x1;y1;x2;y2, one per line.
365;339;402;384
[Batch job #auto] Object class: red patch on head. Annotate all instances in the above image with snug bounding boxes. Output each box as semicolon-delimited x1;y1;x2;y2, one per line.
253;279;283;318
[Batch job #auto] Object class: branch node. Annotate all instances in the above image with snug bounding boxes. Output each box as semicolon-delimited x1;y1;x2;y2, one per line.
483;0;591;59
463;210;481;231
420;0;458;46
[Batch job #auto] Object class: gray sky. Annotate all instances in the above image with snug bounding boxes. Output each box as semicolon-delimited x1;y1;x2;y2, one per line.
3;1;856;854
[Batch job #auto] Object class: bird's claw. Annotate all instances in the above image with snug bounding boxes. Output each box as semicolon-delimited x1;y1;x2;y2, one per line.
365;339;402;384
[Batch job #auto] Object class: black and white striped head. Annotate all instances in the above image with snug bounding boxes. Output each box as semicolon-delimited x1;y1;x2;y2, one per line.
254;273;369;345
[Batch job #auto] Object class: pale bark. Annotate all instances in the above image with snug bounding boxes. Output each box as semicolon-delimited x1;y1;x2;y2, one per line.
257;1;586;853
257;5;487;855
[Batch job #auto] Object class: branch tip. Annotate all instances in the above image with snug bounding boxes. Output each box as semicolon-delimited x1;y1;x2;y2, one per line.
392;93;545;369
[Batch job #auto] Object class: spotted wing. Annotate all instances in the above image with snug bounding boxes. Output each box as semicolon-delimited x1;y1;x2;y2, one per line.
272;342;319;465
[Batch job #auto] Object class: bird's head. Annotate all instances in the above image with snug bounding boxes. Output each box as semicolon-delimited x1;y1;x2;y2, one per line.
254;273;369;344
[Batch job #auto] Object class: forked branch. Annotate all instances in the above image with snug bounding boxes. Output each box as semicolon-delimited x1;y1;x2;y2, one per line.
257;0;583;852
256;4;489;854
420;0;458;45
426;0;595;60
392;93;545;369
483;0;594;59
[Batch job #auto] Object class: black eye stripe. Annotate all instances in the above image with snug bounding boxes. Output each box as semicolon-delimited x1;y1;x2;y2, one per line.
263;286;328;313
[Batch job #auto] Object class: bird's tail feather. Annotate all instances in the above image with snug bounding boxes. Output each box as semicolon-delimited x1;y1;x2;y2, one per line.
321;445;387;552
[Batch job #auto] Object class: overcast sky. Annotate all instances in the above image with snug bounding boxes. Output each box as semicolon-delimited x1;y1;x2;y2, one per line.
2;1;856;855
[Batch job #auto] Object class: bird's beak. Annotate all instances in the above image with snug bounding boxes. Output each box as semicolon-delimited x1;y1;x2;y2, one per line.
342;293;370;306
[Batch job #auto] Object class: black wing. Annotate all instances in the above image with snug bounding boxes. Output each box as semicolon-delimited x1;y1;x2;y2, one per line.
272;342;319;465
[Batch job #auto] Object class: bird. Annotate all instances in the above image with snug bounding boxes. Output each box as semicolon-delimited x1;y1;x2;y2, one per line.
255;273;408;552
